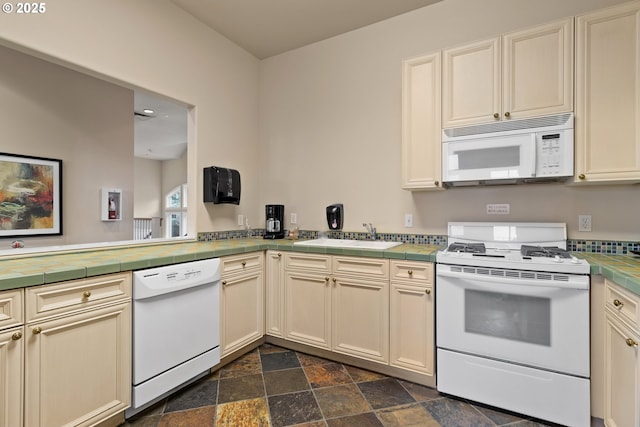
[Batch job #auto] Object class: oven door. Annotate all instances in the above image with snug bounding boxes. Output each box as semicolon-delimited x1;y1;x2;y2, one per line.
436;264;589;377
442;133;536;183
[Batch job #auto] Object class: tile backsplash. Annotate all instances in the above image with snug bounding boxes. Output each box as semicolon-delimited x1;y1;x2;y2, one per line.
198;229;639;255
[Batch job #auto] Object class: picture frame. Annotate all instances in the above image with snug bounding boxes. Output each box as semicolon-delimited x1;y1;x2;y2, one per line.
0;153;62;237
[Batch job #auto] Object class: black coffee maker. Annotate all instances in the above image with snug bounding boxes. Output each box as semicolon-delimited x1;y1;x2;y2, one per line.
264;204;285;239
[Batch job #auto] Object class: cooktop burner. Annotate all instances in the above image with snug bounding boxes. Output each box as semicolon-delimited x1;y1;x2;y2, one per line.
447;242;486;254
521;245;571;259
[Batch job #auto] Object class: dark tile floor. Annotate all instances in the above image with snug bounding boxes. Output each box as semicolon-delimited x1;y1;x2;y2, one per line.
123;344;599;427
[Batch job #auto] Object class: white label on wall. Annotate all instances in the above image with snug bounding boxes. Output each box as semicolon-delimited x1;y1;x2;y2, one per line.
487;204;510;214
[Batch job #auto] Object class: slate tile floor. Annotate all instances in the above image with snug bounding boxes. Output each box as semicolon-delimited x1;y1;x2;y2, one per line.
123;344;598;427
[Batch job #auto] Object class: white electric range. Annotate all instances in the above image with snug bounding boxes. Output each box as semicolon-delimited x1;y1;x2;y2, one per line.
435;222;591;427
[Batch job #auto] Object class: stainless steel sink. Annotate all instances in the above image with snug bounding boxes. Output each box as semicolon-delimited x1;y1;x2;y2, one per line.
293;238;402;250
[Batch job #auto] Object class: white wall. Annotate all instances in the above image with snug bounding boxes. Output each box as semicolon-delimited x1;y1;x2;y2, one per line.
0;0;260;239
259;0;639;241
0;45;134;246
134;158;162;218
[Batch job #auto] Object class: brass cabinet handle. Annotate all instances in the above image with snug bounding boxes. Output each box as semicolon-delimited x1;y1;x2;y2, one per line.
578;174;586;180
408;270;413;276
626;338;638;347
332;278;337;284
493;113;499;119
613;299;624;308
434;181;439;186
241;261;246;267
325;277;330;282
277;253;282;257
504;112;511;118
32;327;42;335
83;291;91;299
222;280;227;286
425;289;431;295
11;331;22;340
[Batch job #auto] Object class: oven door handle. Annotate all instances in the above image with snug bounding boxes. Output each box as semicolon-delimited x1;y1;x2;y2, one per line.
437;269;589;290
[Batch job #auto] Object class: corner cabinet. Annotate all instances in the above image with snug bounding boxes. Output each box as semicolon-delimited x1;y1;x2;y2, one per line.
220;252;264;357
442;18;573;128
390;260;434;383
603;279;640;427
401;52;443;191
575;1;640;184
0;289;24;427
24;272;131;427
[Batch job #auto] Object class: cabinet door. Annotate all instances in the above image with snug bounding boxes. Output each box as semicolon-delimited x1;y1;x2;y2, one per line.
442;37;501;128
0;326;23;427
265;251;284;337
25;302;131;427
390;282;434;377
502;18;573;120
401;52;443;190
576;2;640;183
284;271;331;350
221;269;264;357
604;313;640;427
332;277;388;364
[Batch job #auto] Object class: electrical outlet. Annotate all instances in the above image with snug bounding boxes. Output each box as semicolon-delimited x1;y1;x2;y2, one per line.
579;215;592;232
237;214;244;226
290;213;297;224
404;214;413;228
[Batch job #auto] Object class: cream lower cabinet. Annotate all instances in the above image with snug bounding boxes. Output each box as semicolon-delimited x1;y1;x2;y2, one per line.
265;250;284;338
389;260;434;381
0;288;24;427
220;252;264;357
603;279;640;427
25;272;131;427
575;1;640;184
284;253;389;364
442;18;573;128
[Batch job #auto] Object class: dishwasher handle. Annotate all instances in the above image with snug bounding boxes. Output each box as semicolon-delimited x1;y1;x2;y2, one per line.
133;259;220;300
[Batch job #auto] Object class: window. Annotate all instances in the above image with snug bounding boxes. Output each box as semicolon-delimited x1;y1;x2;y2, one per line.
165;184;187;238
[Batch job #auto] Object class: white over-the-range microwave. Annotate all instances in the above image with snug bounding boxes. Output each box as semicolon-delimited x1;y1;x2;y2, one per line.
441;112;574;187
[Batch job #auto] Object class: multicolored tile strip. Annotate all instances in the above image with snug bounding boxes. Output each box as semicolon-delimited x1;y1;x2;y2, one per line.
198;230;639;255
197;229;448;246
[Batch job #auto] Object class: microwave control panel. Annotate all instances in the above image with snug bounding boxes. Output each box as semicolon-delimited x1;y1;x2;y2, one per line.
535;131;572;177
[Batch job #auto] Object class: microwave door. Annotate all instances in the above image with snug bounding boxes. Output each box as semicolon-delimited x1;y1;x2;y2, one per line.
443;134;536;183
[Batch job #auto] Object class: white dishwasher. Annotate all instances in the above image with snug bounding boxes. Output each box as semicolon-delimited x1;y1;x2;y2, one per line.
126;258;221;418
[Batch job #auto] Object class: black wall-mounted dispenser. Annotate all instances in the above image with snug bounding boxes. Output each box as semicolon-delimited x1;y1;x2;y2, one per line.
203;166;241;204
326;204;343;230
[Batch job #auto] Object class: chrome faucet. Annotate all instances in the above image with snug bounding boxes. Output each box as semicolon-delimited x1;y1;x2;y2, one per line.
363;223;377;240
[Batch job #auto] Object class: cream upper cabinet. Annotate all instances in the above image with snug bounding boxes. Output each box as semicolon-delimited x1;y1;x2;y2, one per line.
0;289;23;427
442;18;573;128
401;52;443;191
24;273;131;427
575;1;640;184
603;279;640;427
220;252;264;357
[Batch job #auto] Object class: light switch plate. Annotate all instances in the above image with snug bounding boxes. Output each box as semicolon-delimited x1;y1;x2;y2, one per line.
404;214;413;228
290;213;297;224
237;214;244;226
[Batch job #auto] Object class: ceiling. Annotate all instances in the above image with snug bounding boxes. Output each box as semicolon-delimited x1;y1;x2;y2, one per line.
134;92;188;161
171;0;442;59
135;0;442;160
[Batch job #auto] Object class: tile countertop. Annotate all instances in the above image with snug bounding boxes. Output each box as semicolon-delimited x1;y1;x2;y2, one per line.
0;238;639;298
0;239;441;292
